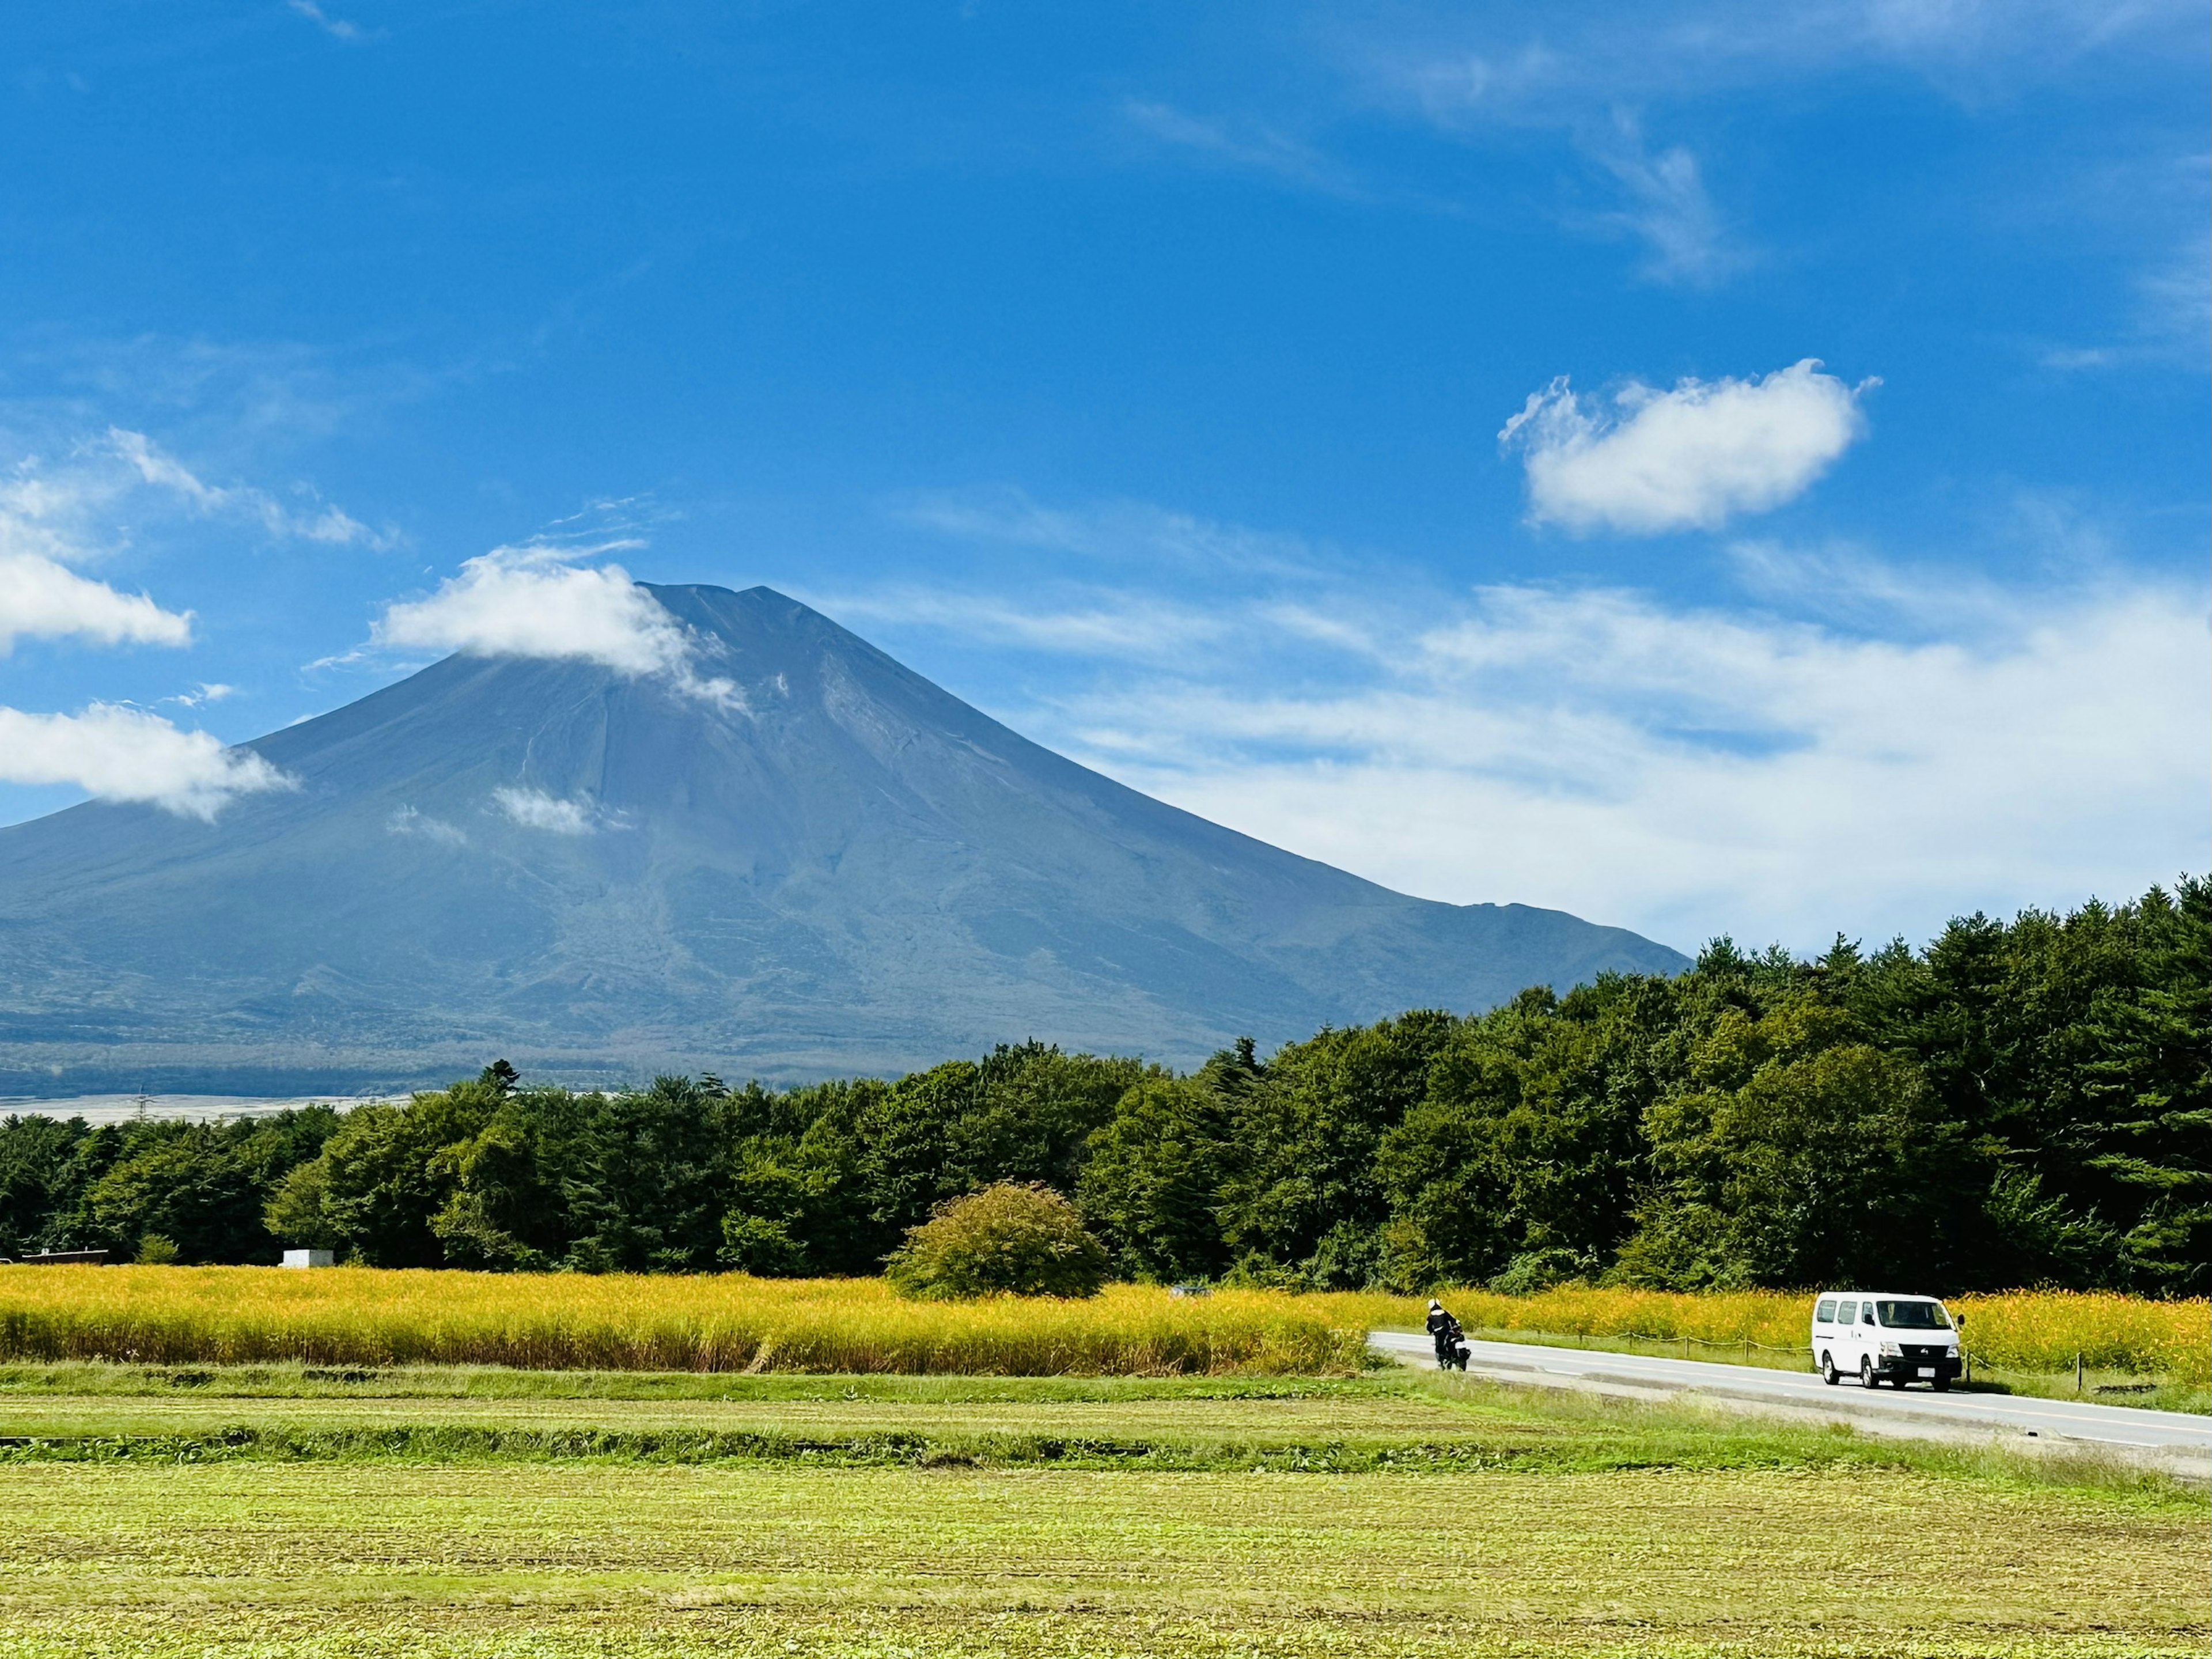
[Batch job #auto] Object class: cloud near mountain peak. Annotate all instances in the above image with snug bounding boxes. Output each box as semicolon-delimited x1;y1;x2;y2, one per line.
371;545;742;707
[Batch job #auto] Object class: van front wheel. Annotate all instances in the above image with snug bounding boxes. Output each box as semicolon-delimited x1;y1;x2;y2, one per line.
1820;1353;1838;1386
1859;1357;1876;1388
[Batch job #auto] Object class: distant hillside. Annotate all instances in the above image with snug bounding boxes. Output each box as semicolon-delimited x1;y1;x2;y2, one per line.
0;584;1685;1093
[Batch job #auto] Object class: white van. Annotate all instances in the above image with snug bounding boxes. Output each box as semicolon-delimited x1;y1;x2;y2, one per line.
1810;1291;1961;1390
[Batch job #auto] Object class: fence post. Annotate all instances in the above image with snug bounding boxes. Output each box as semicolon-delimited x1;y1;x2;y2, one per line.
2075;1351;2084;1395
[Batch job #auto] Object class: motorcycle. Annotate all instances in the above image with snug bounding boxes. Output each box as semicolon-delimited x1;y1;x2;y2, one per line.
1434;1329;1471;1372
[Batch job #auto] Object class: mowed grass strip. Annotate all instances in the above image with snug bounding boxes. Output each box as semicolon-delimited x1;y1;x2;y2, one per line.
0;1459;2202;1658
0;1365;1471;1459
0;1363;2200;1486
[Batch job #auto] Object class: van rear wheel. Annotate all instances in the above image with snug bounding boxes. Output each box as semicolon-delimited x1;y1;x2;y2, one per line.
1820;1353;1838;1386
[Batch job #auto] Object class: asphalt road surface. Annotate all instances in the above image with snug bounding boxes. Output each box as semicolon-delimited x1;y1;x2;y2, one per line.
1369;1330;2211;1465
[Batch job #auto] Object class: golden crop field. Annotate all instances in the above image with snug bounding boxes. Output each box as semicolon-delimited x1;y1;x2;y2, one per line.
0;1267;2201;1384
0;1268;1366;1375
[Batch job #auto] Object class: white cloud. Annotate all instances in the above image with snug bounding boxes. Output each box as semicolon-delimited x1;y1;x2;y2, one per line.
491;787;598;835
2135;231;2211;349
823;584;1230;661
1339;2;2202;289
1585;122;1742;285
0;551;194;653
1052;573;2206;953
898;487;1320;577
388;804;468;847
1121;99;1363;198
0;704;292;820
798;486;2207;953
1360;1;2203;120
371;544;742;707
108;429;380;547
0;425;377;661
1500;359;1872;534
287;0;365;42
374;544;673;672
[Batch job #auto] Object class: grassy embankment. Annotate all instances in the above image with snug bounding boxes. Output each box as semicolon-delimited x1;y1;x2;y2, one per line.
0;1361;2205;1658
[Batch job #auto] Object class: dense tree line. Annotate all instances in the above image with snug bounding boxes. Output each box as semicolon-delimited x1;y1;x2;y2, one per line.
3;882;2204;1294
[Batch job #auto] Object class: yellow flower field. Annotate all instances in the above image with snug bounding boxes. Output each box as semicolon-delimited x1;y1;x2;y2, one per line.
0;1267;2199;1382
0;1267;1366;1375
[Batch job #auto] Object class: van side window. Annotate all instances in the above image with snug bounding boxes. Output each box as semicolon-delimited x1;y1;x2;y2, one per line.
1815;1299;1837;1323
1836;1300;1855;1325
1862;1304;1878;1326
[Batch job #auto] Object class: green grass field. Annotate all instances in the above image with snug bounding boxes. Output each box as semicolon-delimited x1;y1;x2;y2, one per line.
0;1363;2203;1657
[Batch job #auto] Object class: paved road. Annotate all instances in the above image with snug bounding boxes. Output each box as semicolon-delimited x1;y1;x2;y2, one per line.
1369;1330;2212;1463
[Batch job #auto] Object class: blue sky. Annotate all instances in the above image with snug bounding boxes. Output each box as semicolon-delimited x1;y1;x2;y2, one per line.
2;1;2205;954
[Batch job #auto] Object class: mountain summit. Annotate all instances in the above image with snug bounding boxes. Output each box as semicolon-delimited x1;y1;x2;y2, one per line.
0;585;1685;1093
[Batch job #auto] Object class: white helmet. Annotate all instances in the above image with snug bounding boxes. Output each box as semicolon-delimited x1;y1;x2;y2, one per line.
1428;1299;1442;1311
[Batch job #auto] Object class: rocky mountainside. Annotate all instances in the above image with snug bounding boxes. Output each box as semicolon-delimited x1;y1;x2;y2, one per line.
0;585;1685;1094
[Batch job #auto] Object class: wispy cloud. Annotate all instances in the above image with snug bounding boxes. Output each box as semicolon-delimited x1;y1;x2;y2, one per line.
1582;118;1743;285
1499;359;1873;534
0;703;292;820
286;0;367;43
844;486;2204;952
1059;572;2207;952
896;486;1323;577
1;426;386;570
2132;232;2211;350
823;584;1229;661
2022;147;2211;369
108;429;384;547
1351;0;2205;118
1331;0;2203;285
1120;99;1365;198
0;425;384;655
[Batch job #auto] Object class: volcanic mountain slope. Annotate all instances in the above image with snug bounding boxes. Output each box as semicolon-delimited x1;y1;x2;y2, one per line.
0;585;1687;1093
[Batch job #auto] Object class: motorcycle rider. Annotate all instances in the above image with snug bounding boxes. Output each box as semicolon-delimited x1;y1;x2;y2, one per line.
1425;1298;1464;1369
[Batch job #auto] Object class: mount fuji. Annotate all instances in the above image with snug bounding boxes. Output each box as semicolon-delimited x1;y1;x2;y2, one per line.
0;585;1686;1094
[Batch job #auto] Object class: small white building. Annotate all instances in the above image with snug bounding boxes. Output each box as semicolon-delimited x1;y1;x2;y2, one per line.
281;1248;335;1269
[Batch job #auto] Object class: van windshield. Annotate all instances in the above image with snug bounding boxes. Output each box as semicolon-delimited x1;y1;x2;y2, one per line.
1874;1300;1951;1329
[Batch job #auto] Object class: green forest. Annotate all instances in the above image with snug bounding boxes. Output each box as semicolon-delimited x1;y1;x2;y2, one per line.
3;881;2205;1296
